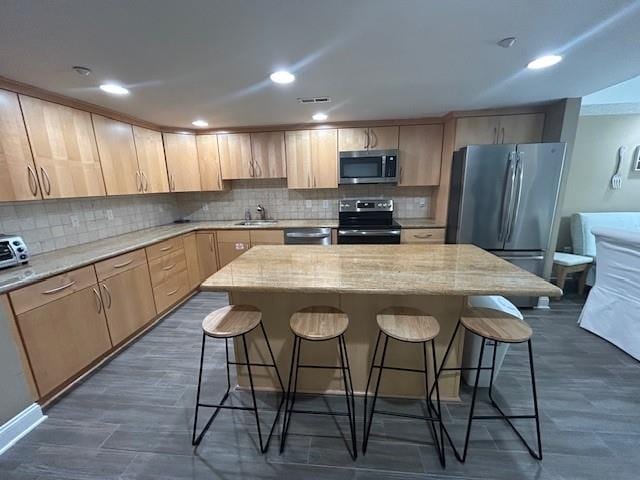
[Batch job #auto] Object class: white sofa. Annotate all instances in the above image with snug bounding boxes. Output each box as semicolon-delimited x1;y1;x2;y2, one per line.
578;227;640;360
571;212;640;284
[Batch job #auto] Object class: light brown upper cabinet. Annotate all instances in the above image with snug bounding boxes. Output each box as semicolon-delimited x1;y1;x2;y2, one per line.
195;135;226;191
0;89;40;201
338;127;399;151
162;133;202;192
286;129;338;189
218;133;253;179
250;131;286;178
132;126;170;193
19;95;106;199
92;115;139;195
454;113;545;150
398;124;443;186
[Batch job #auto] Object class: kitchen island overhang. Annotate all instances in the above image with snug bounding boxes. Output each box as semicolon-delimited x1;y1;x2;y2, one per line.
200;244;561;400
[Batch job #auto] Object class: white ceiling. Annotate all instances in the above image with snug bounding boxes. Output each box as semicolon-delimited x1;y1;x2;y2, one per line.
1;0;640;128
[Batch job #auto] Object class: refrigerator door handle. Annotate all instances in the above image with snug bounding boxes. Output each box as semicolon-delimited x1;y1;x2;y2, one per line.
506;152;525;242
499;152;517;241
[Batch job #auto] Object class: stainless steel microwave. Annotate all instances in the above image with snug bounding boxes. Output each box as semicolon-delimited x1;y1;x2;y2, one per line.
339;149;398;185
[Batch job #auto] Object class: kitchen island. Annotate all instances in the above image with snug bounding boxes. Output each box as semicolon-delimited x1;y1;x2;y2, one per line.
200;244;561;400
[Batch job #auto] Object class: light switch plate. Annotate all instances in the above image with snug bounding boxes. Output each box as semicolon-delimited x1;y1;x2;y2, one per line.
70;215;80;228
106;209;114;220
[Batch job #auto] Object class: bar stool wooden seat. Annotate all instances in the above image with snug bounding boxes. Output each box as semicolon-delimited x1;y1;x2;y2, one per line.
434;306;542;463
280;306;357;460
192;305;284;453
363;307;445;467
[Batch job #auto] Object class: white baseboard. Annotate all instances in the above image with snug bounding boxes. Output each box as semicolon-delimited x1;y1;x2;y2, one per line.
0;403;47;455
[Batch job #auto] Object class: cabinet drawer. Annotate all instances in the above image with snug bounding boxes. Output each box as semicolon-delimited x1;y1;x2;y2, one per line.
217;230;251;243
95;249;148;281
153;271;190;313
148;249;187;287
146;236;184;261
10;265;98;315
250;230;284;245
401;228;445;244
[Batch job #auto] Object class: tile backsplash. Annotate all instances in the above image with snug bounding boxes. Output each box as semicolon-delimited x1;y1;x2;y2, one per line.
177;179;433;221
0;195;179;255
0;180;433;255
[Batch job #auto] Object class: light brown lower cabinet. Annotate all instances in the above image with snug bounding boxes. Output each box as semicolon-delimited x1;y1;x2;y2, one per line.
217;230;251;267
400;228;445;244
183;233;201;290
99;264;156;346
146;238;190;313
196;231;219;280
153;271;190;314
250;230;284;246
16;285;112;397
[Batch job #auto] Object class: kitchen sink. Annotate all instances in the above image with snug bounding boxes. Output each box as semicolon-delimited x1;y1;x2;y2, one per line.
234;220;278;226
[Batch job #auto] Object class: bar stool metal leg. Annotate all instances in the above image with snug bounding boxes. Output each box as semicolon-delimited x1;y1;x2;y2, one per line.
362;333;389;454
424;340;445;467
280;336;300;453
362;330;382;443
338;334;357;459
192;326;284;453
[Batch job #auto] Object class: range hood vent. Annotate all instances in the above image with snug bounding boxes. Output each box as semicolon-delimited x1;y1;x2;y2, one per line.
297;96;332;104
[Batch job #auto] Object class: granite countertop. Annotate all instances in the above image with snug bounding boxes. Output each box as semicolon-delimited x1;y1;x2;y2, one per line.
201;244;562;297
0;217;445;294
0;219;338;294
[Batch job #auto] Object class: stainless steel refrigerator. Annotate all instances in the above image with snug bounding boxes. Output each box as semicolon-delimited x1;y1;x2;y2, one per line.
446;143;566;307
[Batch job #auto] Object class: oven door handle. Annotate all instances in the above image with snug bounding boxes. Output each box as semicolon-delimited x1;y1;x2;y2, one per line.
286;232;331;239
338;229;401;236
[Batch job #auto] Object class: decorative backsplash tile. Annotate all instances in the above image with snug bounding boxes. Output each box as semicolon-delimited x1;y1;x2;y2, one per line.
0;180;433;255
0;196;179;255
177;179;432;221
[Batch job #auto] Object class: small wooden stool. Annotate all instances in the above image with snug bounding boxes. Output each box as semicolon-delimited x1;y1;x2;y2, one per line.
192;305;284;453
435;307;542;462
362;307;445;467
553;252;593;295
280;306;357;460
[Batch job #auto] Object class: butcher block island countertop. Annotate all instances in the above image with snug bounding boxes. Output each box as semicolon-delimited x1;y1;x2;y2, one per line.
200;244;562;297
201;244;560;401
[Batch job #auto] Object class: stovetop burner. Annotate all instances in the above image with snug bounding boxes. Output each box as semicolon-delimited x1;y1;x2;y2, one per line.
337;198;401;244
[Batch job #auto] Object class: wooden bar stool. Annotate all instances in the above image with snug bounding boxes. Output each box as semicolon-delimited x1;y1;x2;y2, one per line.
192;305;284;453
363;307;445;467
434;307;542;462
280;306;357;460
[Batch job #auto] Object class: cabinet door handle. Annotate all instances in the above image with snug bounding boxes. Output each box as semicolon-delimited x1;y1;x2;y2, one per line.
159;245;172;252
166;287;179;296
113;259;133;268
43;281;76;295
162;263;176;271
40;167;52;195
92;287;103;313
254;159;262;178
413;234;433;239
493;127;498;144
370;129;377;148
101;283;112;308
142;171;149;192
135;171;141;192
209;234;214;252
500;127;505;144
364;130;369;149
27;165;39;196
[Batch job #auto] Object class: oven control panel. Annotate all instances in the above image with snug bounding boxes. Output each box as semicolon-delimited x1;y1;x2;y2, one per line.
0;235;29;270
339;199;394;212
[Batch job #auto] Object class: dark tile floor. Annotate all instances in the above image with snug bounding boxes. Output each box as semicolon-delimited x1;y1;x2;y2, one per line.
1;292;639;479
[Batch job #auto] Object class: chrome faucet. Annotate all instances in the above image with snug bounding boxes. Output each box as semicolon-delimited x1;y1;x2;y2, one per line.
256;203;267;221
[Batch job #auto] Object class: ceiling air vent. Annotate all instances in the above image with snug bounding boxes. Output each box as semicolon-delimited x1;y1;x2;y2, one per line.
297;96;332;104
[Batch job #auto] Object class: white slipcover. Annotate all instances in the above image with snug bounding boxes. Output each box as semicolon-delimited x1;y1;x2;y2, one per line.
578;227;640;360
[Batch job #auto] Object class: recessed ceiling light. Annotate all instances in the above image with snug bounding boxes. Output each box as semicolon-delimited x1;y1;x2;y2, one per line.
497;37;517;48
192;119;209;127
99;83;130;95
312;112;328;121
527;55;562;70
270;70;295;84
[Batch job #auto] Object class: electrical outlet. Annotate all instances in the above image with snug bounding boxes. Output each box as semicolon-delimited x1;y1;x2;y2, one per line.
106;209;114;220
418;198;426;208
70;215;80;228
202;203;209;211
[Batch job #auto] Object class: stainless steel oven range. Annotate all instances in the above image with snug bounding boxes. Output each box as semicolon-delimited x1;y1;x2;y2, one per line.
338;198;401;244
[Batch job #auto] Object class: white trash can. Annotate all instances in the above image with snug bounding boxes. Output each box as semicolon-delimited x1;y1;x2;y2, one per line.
461;296;523;388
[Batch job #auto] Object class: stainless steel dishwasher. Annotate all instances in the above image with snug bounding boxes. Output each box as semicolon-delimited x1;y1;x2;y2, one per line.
284;227;332;245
